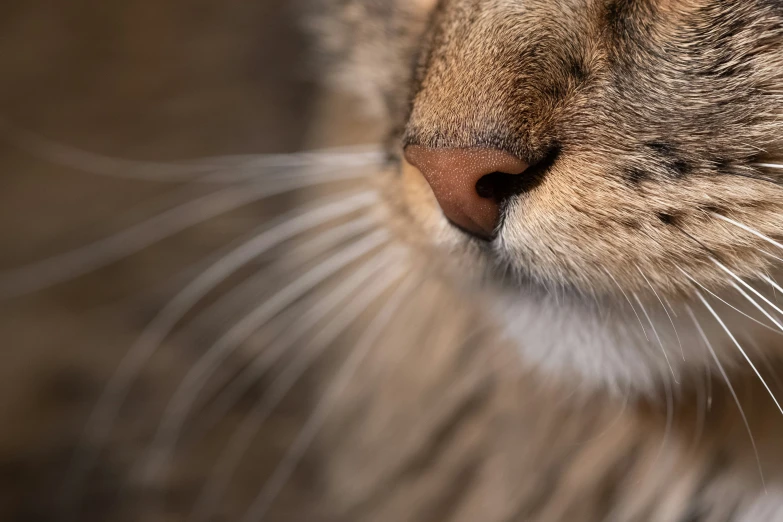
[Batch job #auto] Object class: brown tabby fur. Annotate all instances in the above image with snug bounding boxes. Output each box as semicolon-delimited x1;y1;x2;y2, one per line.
2;0;783;521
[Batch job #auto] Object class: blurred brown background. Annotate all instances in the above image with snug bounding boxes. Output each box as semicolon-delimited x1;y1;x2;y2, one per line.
0;2;377;519
0;0;315;268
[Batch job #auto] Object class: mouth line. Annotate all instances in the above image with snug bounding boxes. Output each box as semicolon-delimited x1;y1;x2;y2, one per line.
443;221;594;300
446;216;495;241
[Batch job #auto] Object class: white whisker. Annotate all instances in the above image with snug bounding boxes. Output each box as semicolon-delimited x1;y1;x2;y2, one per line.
685;305;766;490
603;268;648;341
0;120;384;182
706;353;713;412
633;293;678;383
753;163;783;170
728;280;783;335
0;178;373;299
760;273;783;298
677;267;783;335
61;192;376;510
652;374;675;476
180;213;380;414
189;292;306;419
711;213;783;252
142;230;389;488
757;248;783;265
747;337;783;397
693;289;783;416
636;266;684;360
183;212;378;336
571;391;630;447
191;148;386;181
190;254;406;522
694;363;707;448
239;273;419;522
757;248;783;262
193;246;396;439
712;259;783;321
662;295;678;318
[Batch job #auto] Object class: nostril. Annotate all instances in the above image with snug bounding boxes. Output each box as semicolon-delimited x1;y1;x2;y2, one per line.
475;145;561;203
475;172;526;201
474;170;544;203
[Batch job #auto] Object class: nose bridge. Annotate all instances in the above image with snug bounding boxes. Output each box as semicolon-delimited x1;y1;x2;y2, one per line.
405;11;523;152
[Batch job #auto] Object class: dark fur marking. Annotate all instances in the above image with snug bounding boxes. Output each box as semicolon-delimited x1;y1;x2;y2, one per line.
625;167;649;185
645;141;674;156
670;158;690;178
657;212;680;226
541;80;569;101
568;56;589;83
604;0;638;38
645;142;690;178
714;157;732;173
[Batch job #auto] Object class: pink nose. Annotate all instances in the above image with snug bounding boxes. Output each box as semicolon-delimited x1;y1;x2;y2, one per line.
404;146;529;238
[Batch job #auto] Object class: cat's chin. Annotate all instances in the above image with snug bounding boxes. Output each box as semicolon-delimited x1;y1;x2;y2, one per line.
482;274;781;399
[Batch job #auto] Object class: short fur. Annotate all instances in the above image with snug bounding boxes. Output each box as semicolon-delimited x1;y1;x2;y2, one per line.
309;0;783;520
314;0;783;389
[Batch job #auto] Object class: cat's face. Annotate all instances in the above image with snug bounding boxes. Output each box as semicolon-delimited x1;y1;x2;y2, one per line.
322;0;783;391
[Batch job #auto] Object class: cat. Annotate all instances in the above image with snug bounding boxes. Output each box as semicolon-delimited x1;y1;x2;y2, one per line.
2;0;783;520
307;0;783;519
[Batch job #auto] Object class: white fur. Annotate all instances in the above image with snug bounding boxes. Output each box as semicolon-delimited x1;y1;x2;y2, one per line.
491;281;780;396
738;489;783;522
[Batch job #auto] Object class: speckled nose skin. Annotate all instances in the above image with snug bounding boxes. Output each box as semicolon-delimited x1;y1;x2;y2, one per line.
403;146;528;238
